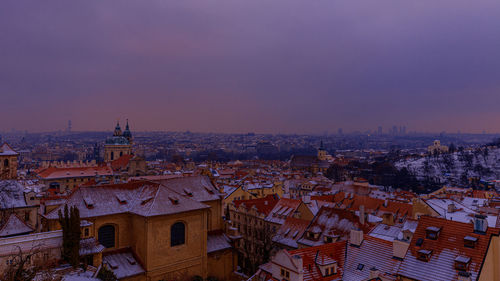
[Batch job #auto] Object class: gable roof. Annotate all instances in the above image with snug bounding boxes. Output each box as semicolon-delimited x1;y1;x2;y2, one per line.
0;213;34;237
0;143;18;156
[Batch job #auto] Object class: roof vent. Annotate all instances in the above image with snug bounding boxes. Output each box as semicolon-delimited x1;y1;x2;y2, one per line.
141;196;154;205
183;188;193;197
169;195;179;205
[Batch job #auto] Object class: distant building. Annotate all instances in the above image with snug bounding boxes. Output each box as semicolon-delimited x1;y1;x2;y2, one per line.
290;144;331;174
428;140;449;154
104;120;133;162
0;143;18;179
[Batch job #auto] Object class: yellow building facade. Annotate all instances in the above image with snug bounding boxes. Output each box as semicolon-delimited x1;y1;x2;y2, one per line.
43;176;237;281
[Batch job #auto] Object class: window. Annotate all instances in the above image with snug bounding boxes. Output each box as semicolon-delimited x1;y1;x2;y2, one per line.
280;268;290;280
357;264;364;270
24;212;30;222
4;159;9;167
84;228;89;237
98;225;116;248
110;152;114;160
325;266;335;276
171;222;186;246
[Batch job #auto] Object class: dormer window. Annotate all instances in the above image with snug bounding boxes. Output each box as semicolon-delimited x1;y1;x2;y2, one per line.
116;194;127;204
417;249;432;262
455;256;470;271
324;236;333;243
425;226;441;240
464;236;478;248
83;196;94;209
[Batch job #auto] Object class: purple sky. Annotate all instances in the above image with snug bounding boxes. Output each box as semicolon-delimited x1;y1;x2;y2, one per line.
1;0;500;134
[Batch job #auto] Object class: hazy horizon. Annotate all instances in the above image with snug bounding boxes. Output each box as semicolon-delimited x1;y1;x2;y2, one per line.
2;0;500;134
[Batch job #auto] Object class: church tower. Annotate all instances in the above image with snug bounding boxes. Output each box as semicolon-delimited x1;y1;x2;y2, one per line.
0;143;18;179
104;121;132;162
317;141;327;161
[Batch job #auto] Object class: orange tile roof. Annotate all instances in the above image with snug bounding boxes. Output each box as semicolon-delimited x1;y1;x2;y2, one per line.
110;154;133;171
398;215;500;281
37;166;113;180
233;194;279;216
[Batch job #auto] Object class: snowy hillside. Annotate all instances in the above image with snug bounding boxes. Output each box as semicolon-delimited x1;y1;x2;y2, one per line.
395;146;500;185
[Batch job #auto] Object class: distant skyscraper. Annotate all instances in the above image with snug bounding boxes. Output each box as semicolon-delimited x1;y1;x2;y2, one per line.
338;128;343;135
392;125;398;135
67;120;72;132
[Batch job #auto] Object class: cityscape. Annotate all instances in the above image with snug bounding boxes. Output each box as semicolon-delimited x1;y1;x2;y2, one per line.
2;1;500;281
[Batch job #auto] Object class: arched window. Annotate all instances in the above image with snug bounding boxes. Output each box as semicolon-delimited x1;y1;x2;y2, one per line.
4;159;8;167
98;225;115;248
110;152;114;160
171;222;185;246
119;151;123;157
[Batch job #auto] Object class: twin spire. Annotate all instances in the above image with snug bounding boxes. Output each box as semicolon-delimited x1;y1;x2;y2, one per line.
113;119;132;142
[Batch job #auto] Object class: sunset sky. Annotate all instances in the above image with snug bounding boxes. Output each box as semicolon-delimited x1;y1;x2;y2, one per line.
1;0;500;134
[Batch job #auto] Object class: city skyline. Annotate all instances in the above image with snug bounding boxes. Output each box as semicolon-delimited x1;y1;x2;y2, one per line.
2;0;500;134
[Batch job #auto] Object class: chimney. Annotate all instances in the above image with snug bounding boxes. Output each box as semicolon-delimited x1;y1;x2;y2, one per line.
303;195;311;204
473;214;488;233
393;238;410;260
350;228;364;247
359;205;365;225
369;267;380;279
447;203;456;213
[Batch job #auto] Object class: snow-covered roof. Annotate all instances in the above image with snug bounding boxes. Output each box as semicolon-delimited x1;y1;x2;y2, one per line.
207;232;232;254
44;180;210;220
0;181;29;209
0;213;34;237
103;250;145;279
0;143;18;156
368;224;402;242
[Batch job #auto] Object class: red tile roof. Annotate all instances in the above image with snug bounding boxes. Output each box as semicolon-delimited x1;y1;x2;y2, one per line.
290;241;347;281
398;215;500;281
233;194;279;216
110;154;134;171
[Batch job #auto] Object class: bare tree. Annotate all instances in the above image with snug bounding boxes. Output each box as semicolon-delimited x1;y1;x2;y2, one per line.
2;245;51;281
